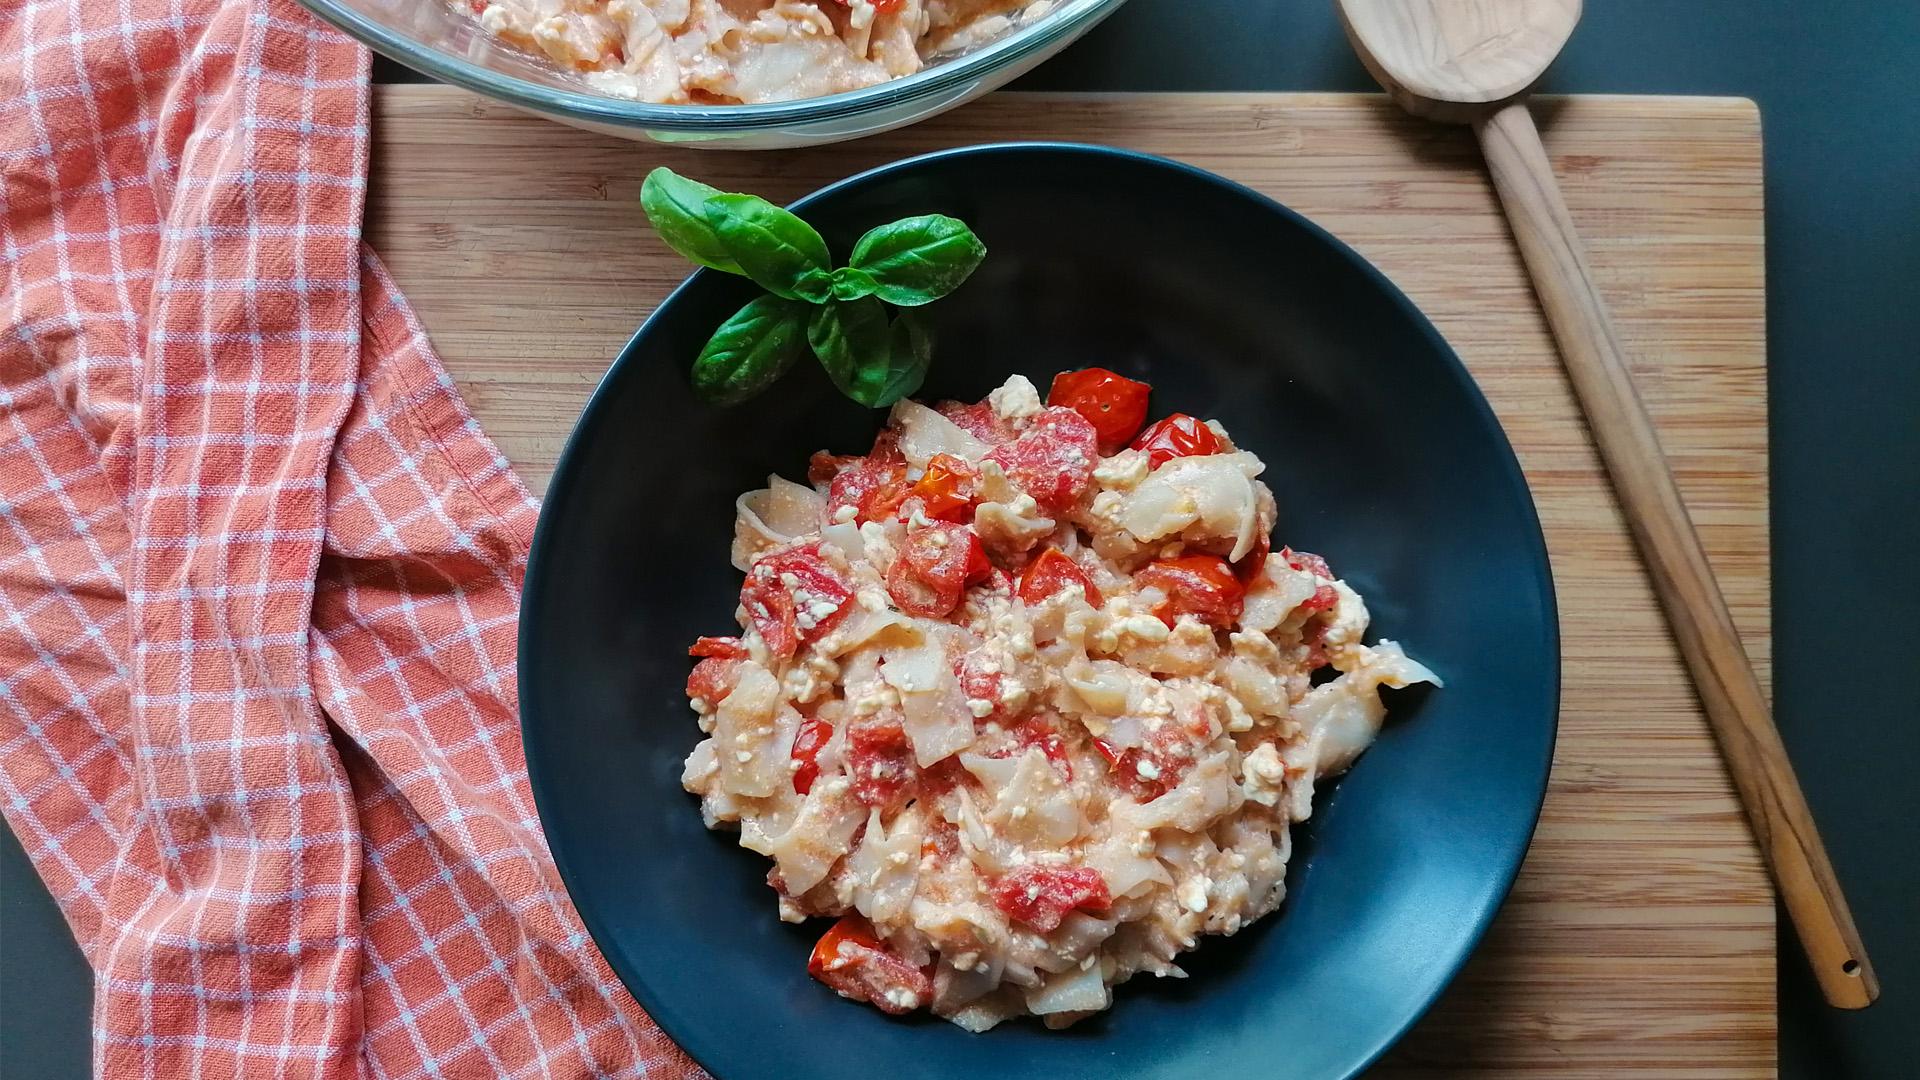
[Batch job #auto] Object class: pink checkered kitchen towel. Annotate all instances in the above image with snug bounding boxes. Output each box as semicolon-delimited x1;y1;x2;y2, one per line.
0;0;703;1075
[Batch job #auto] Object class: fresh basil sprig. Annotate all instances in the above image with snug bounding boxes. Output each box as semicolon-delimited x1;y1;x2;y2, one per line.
640;167;986;408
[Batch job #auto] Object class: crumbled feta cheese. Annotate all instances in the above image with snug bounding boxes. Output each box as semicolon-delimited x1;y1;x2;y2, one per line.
832;504;858;524
907;504;935;529
779;572;802;588
1130;831;1155;857
1135;758;1162;781
689;697;711;714
967;697;995;718
882;987;921;1010
1092;448;1150;490
1007;492;1039;517
987;374;1043;423
734;750;754;763
1179;875;1211;914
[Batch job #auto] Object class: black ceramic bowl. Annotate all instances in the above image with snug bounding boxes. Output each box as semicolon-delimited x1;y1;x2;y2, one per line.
520;144;1558;1080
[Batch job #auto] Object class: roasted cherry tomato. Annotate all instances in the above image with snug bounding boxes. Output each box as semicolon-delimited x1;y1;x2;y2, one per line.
742;544;853;659
983;406;1100;514
984;715;1073;780
807;914;932;1014
826;457;909;524
789;716;833;795
1047;367;1151;450
935;399;1017;446
685;657;742;708
886;522;993;618
845;711;919;811
1135;553;1245;629
990;866;1111;932
1280;547;1339;612
1015;546;1103;608
688;635;748;660
908;453;979;522
1129;413;1223;470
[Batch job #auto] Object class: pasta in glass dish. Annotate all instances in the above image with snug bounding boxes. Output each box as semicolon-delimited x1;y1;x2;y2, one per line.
680;370;1439;1030
460;0;1059;104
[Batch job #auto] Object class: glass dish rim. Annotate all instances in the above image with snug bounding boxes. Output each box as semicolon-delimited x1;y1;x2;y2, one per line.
297;0;1128;131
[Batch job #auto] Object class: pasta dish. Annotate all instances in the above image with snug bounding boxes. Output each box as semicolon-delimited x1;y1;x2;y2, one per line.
680;370;1437;1029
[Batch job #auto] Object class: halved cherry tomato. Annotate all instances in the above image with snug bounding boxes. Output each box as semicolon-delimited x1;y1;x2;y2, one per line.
908;453;979;522
685;657;742;707
983;406;1100;514
790;716;833;795
807;914;932;1014
1280;546;1339;612
845;711;919;810
1130;413;1223;470
688;635;748;660
1135;553;1245;629
886;522;993;618
1015;546;1103;608
990;866;1111;932
1047;367;1151;450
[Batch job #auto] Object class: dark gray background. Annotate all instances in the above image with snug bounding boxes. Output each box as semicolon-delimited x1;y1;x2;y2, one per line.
4;0;1915;1075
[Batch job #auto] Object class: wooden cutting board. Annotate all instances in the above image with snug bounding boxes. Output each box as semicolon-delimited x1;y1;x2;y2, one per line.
366;87;1773;1078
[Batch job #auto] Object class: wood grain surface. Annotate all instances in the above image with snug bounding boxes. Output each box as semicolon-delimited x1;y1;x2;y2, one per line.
366;87;1775;1077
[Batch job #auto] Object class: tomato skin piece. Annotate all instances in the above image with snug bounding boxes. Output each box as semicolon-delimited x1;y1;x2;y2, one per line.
886;522;992;618
1135;553;1246;629
1015;546;1103;608
688;635;748;660
686;657;743;707
909;453;979;522
1047;367;1152;450
807;914;932;1014
1130;413;1224;470
990;866;1111;932
983;406;1100;514
790;716;833;795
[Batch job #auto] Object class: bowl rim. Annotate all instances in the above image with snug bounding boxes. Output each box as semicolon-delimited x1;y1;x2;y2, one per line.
520;141;1560;1079
297;0;1129;131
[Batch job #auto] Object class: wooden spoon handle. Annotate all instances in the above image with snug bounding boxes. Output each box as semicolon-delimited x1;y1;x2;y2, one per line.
1474;100;1878;1009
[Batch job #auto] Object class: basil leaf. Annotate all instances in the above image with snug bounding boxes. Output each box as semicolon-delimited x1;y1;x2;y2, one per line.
872;312;934;407
846;215;986;307
639;169;742;275
808;297;890;403
705;193;833;301
691;295;808;405
830;265;879;301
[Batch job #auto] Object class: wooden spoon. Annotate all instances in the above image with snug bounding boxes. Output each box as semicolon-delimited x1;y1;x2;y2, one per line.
1338;0;1878;1009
